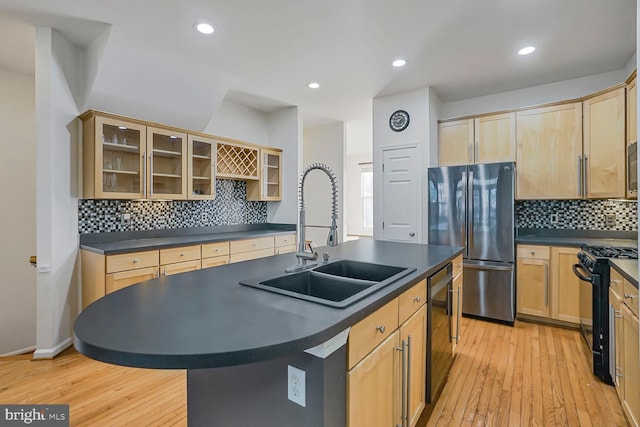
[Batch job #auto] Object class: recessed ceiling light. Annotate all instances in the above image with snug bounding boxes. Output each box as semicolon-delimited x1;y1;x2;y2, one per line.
195;22;215;35
392;59;407;68
518;46;536;55
308;82;320;89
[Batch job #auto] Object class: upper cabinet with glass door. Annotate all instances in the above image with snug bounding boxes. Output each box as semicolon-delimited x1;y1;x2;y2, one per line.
188;134;216;200
147;126;188;200
247;148;282;201
81;112;147;199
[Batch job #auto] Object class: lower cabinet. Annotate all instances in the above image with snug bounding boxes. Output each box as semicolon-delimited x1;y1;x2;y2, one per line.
347;330;400;427
347;280;427;427
451;266;463;354
106;266;159;294
229;237;275;263
160;246;201;276
516;245;579;325
622;303;640;427
161;259;201;276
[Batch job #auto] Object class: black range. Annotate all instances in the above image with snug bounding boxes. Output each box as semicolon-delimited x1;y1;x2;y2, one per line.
573;245;638;384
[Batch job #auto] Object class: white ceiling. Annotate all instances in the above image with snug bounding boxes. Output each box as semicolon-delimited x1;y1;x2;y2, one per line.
0;0;636;128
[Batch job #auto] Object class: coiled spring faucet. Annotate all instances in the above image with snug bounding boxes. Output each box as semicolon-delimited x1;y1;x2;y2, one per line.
285;162;339;272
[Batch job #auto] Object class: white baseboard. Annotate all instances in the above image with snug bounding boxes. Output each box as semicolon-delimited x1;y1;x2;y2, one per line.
0;345;37;357
32;337;73;359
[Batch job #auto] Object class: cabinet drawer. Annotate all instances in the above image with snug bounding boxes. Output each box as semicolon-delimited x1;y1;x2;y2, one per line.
229;248;274;263
160;245;201;265
348;298;399;369
452;255;463;278
610;268;625;301
161;259;201;276
624;279;639;318
275;234;296;248
202;255;229;269
106;250;159;273
398;279;427;325
517;245;550;260
230;237;274;254
275;245;296;255
106;266;159;293
201;241;230;258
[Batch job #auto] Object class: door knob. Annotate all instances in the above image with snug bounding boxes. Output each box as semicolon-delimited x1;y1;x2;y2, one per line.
409;232;415;237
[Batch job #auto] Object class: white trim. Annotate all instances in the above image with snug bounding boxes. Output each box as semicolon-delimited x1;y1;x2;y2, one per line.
32;337;72;360
304;328;350;359
0;345;36;357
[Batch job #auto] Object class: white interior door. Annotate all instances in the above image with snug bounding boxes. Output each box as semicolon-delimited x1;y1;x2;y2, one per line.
382;146;421;242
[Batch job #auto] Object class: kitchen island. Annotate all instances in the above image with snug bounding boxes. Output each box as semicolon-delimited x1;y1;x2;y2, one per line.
74;239;463;426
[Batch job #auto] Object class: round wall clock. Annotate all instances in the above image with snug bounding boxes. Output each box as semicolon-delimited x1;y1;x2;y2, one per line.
389;110;410;132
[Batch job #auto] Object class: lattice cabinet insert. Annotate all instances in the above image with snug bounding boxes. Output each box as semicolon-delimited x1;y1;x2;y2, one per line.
216;140;259;180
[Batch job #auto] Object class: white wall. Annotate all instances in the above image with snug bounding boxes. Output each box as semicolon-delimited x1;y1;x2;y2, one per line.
344;117;373;237
267;107;301;225
441;69;631;119
204;98;270;145
302;123;345;247
372;88;434;243
34;27;80;358
0;67;36;356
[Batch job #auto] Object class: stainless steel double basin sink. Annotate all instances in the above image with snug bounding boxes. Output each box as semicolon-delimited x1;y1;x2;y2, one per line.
240;260;416;308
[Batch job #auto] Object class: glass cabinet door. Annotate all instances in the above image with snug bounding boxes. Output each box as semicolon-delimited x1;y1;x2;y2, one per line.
147;126;188;200
263;149;281;200
95;116;146;199
188;135;216;200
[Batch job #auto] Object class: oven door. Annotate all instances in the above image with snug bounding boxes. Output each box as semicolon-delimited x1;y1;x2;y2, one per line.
573;262;596;350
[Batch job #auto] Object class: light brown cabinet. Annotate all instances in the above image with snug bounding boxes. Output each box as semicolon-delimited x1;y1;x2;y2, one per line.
516;245;579;326
201;241;230;269
516;103;583;199
216;139;259;180
438;119;474;166
274;233;296;255
82;114;148;199
160;246;201;276
438;113;516;166
611;267;640;427
147;126;188;200
583;87;626;198
247;148;282;201
549;247;580;324
188;134;217;200
628;76;637;147
347;280;427;427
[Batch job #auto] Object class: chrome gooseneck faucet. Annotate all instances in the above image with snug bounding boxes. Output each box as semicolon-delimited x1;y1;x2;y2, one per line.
285;162;339;273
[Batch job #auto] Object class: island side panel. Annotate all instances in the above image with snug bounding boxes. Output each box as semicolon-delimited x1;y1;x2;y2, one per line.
187;347;346;427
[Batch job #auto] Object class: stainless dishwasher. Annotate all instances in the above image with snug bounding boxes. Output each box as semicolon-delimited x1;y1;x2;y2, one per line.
426;262;454;403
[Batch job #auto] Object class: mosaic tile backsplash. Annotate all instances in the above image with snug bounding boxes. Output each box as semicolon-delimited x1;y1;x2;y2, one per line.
516;200;638;231
79;180;267;233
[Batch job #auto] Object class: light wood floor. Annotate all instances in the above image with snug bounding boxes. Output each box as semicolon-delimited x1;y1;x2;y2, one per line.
421;317;629;427
0;317;628;426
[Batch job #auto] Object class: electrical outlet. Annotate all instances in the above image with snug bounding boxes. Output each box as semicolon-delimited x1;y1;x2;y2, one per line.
287;365;306;407
121;213;131;224
550;213;558;224
201;212;209;223
605;214;616;227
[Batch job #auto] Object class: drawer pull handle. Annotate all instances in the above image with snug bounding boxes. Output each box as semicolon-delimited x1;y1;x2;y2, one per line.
252;243;256;247
530;250;536;255
413;296;421;303
376;325;386;333
180;253;185;257
133;258;139;263
624;294;637;299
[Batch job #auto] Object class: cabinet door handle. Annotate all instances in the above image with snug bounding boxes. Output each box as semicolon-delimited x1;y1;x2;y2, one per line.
583;155;588;197
456;288;461;343
405;336;411;427
150;153;154;198
615;310;624;319
624;293;637;300
376;325;385;333
142;151;147;197
163;269;167;276
413;296;421;303
396;340;407;427
544;264;549;306
577;155;582;197
154;270;159;278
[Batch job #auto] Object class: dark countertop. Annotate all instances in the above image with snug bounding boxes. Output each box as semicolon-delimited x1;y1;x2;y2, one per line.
73;240;463;370
610;259;639;288
516;228;637;248
80;223;297;255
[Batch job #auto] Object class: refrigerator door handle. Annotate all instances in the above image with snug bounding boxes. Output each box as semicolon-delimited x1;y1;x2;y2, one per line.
468;171;474;251
461;171;467;255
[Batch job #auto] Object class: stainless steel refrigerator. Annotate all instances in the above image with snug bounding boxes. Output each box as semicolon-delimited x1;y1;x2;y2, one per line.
428;162;515;323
